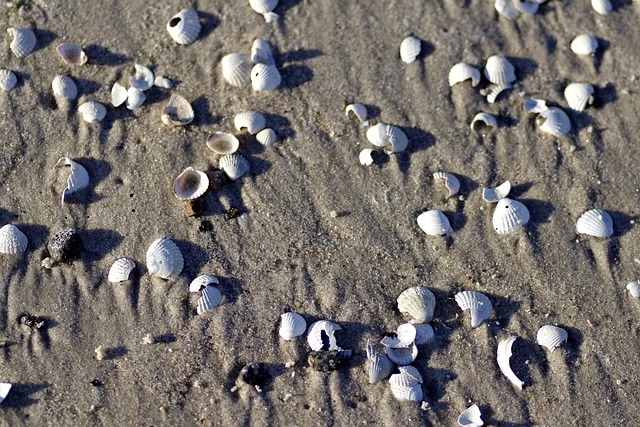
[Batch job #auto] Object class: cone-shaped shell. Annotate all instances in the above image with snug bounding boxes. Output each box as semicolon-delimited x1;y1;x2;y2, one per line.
279;312;307;340
524;98;548;113
78;101;106;123
471;113;498;131
538;107;571;137
57;43;87;65
52;75;77;100
250;0;278;14
433;172;460;198
571;34;598;55
458;404;484;427
0;383;11;404
111;83;127;107
54;156;90;204
251;63;281;91
108;258;135;283
359;148;377;166
8;28;36;59
397;286;436;322
482;181;511;202
400;36;421;63
189;274;219;293
366;123;408;153
130;64;154;91
234;112;266;135
161;94;194;126
125;87;146;111
197;285;222;314
166;8;201;45
449;62;481;87
251;38;274;65
576;209;613;237
497;335;524;390
417;210;453;236
455;291;493;328
173;167;209;200
389;382;423;402
626;282;640;298
591;0;612;14
206;132;240;155
367;340;395;384
221;53;252;87
256;128;277;146
413;323;435;345
146;238;184;279
219;154;250;181
307;320;342;351
385;343;418;365
536;324;568;352
495;0;518;20
0;224;28;254
564;83;594;112
484;55;516;85
0;70;17;91
492;197;529;234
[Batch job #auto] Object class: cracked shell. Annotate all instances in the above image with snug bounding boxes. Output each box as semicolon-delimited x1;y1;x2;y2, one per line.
524;98;548;113
389;381;423;402
173;167;209;200
449;62;481;87
482;181;511;202
492;197;529;234
455;291;493;328
0;70;17;91
206;132;240;155
221;53;252;87
146;238;184;279
251;63;281;91
161;94;194;126
576;209;613;237
538;107;571;137
345;103;368;122
57;43;87;65
485;83;512;103
367;340;394;384
497;335;524;390
108;258;135;283
385;343;418;365
307;320;342;351
251;38;274;65
359;148;377;166
536;324;568;352
8;28;36;59
433;172;460;198
234;112;266;135
166;9;201;45
54;157;90;204
471;113;498;131
279;312;307;340
189;275;219;293
400;36;421;63
458;404;484;427
389;365;423;388
219;154;250;181
564;83;594;112
130;64;154;91
78;101;106;123
197;285;222;314
0;224;28;254
417;210;453;236
484;55;516;85
52;75;77;100
397;287;436;323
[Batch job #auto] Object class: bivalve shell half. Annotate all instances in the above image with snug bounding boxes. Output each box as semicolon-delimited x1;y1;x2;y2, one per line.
126;87;146;111
221;53;252;87
417;210;453;236
497;335;524;390
538;107;571;136
412;323;435;345
433;172;460;198
381;323;417;349
111;83;128;107
484;55;516;85
219;154;250;181
385;343;418;365
251;63;281;91
130;64;154;91
536;324;568;352
576;209;613;238
365;123;408;153
482;181;511;202
345;103;368;122
197;285;222;314
0;383;11;404
367;340;395;384
166;8;201;45
108;258;135;283
307;320;342;351
251;38;274;65
279;312;307;340
78;101;106;123
359;148;377;166
234;112;266;135
591;0;612;14
0;224;28;254
56;43;87;65
564;83;594;112
146;238;184;279
173;167;209;200
54;156;90;204
256;128;277;146
492;197;530;233
458;404;484;427
52;75;77;100
206;132;240;155
389;365;423;387
524;98;548;113
161;94;194;126
0;70;17;91
495;0;519;20
454;290;493;328
8;28;36;59
189;274;219;293
470;112;498;131
571;34;598;55
626;281;640;298
390;382;423;402
400;36;421;63
397;286;436;323
449;62;481;87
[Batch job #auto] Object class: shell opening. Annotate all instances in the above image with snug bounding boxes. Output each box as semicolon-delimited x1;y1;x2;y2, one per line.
169;17;181;27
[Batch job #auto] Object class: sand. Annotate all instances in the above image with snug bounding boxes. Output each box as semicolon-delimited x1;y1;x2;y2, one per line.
1;0;639;425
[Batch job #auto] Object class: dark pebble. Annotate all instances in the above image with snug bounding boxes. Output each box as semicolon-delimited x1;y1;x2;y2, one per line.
47;228;83;263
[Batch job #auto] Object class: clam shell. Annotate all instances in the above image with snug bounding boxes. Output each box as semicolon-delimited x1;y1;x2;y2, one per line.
591;0;612;14
454;290;493;328
458;404;484;427
484;55;516;85
54;156;90;204
108;257;135;283
0;224;28;254
146;238;184;279
433;172;460;198
234;111;266;135
539;107;571;136
576;209;613;237
206;132;240;155
536;324;568;352
397;286;436;323
8;28;36;59
486;83;512;103
0;70;17;91
256;128;277;146
412;323;435;345
385;343;418;365
173;167;209;200
197;285;222;314
492;197;530;234
564;83;594;112
497;335;524;390
367;340;395;384
130;64;154;91
221;53;252;87
514;0;539;14
389;382;423;402
307;320;342;351
495;0;519;20
154;75;173;89
626;281;640;298
389;365;423;387
359;148;377;166
0;383;11;404
381;323;417;348
189;274;219;292
345;103;368;122
250;0;278;13
166;8;201;45
470;112;498;131
125;87;146;111
56;43;87;65
482;180;511;202
78;101;106;123
251;63;281;91
219;154;250;181
365;123;408;153
400;36;421;63
52;75;77;100
449;62;481;87
279;312;307;340
111;83;128;107
251;38;274;65
417;210;453;236
161;94;194;126
523;98;548;113
571;34;598;55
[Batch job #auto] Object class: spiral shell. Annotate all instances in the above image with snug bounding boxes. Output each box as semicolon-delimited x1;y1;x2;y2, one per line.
52;75;77;100
251;63;281;91
417;210;453;236
161;94;194;126
7;28;36;59
0;70;17;91
54;156;90;204
166;9;201;45
484;55;516;85
279;312;307;340
197;285;222;314
219;154;250;181
173;167;209;200
576;209;613;237
108;258;135;283
234;112;266;135
206;132;240;155
146;238;184;279
189;275;219;293
78;101;106;123
400;36;421;63
221;53;252;87
536;324;568;352
492;197;530;234
56;43;87;65
0;224;28;254
454;290;493;328
397;286;436;323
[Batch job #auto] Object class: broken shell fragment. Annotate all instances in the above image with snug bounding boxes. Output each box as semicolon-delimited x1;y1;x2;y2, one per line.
470;113;498;131
189;275;219;293
385;343;418;365
0;224;28;254
524;98;548;113
454;291;493;328
108;258;135;283
8;28;36;59
367;340;394;384
307;320;342;351
400;36;421;63
52;75;77;100
130;64;154;91
56;43;87;65
256;128;277;146
0;383;11;404
571;34;598;55
381;323;417;349
538;107;571;137
449;62;481;87
417;210;453;236
78;101;106;123
173;167;209;200
359;148;377;166
197;285;222;314
251;63;281;91
397;287;436;323
576;209;613;238
125;87;146;111
591;0;612;14
279;312;307;340
536;324;568;352
249;0;279;22
161;94;194;126
206;132;240;155
219;154;250;181
484;55;516;85
345;103;368;122
251;38;275;65
492;197;530;233
433;172;460;198
366;123;408;153
482;181;511;202
497;336;524;390
111;83;128;107
485;83;512;104
154;75;173;89
234;112;266;135
221;53;252;87
54;157;90;204
564;83;594;112
458;404;484;427
0;70;17;91
495;0;519;20
166;8;201;45
626;282;640;298
146;238;184;279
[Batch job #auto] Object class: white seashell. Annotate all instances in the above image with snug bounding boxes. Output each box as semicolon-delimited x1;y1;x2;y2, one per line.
513;0;539;14
108;258;135;283
367;340;395;384
250;0;278;14
166;8;201;45
130;64;154;91
251;63;281;91
576;209;613;237
385;343;418;365
417;210;453;236
626;282;640;298
0;224;28;254
470;113;498;131
458;404;484;427
571;34;598;55
111;83;128;107
146;238;184;279
536;324;568;352
345;103;368;122
256;128;277;146
262;11;279;23
365;123;408;154
161;94;194;126
221;53;252;87
449;62;481;87
279;312;307;340
486;83;512;103
197;285;222;314
359;148;377;166
497;336;524;390
397;287;436;323
492;197;530;234
251;38;274;65
78;101;106;123
381;323;417;348
389;382;423;402
523;98;548;113
54;156;90;204
482;181;511;202
591;0;612;14
56;43;87;65
126;87;146;111
153;75;173;89
0;382;11;404
538;107;571;137
484;55;516;85
412;323;435;345
173;167;209;200
7;28;36;59
433;172;460;198
307;320;342;351
0;70;17;91
219;154;250;181
52;75;77;100
400;36;421;63
189;275;219;293
564;83;594;112
389;365;423;387
234;112;266;135
454;291;493;328
206;132;240;155
495;0;519;20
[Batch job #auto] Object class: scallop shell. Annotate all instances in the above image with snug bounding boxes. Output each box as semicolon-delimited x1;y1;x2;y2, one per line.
400;36;421;63
206;132;240;155
359;148;377;166
279;312;307;340
523;98;548;113
221;53;252;87
495;0;519;20
433;172;460;198
390;382;423;402
412;323;435;345
251;63;281;91
458;404;484;427
389;365;423;387
130;64;154;91
189;274;219;292
197;285;222;314
125;87;146;111
591;0;612;14
417;210;453;236
564;83;594;112
497;335;524;390
0;383;11;404
482;181;511;202
470;113;498;131
173;167;209;200
52;75;77;100
536;324;568;352
626;282;640;298
54;156;90;204
486;83;512;104
345;103;368;122
108;258;135;283
166;8;201;45
78;101;106;123
454;291;493;328
7;28;36;59
307;320;342;351
367;340;395;384
365;123;408;154
234;112;266;135
0;224;28;254
146;238;184;279
385;343;418;365
381;323;417;348
56;43;87;65
513;0;539;14
161;94;194;126
154;75;173;89
397;286;436;323
0;70;17;91
576;209;613;237
571;34;598;55
256;128;277;146
251;38;274;65
492;197;530;234
219;154;250;181
484;55;516;85
111;83;128;107
449;62;481;87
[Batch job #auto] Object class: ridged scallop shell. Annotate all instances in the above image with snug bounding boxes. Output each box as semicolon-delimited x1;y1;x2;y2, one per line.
591;0;612;14
219;154;250;181
279;312;307;340
221;53;252;87
126;87;146;111
8;28;36;59
146;238;184;279
154;75;173;89
433;172;460;198
78;101;106;123
206;132;240;155
256;128;277;145
389;365;423;387
359;148;377;166
161;94;194;126
417;210;453;236
307;320;342;351
130;64;154;91
166;9;201;45
251;38;274;65
486;83;512;103
626;282;640;298
455;291;493;328
0;224;28;254
397;287;436;323
576;209;613;237
251;63;281;91
173;167;209;200
108;258;135;283
524;98;548;113
484;55;516;85
497;335;524;390
412;323;435;345
536;324;568;352
0;383;11;404
458;404;484;427
189;274;219;292
111;83;127;107
449;62;481;87
54;156;90;204
0;70;17;91
495;0;519;20
345;103;367;122
492;197;530;233
482;181;511;202
571;34;598;55
400;36;421;63
52;75;77;100
564;83;594;112
389;381;423;402
366;123;408;154
57;43;87;65
367;340;395;384
471;112;498;131
234;112;266;135
514;0;539;14
385;343;418;365
197;285;222;314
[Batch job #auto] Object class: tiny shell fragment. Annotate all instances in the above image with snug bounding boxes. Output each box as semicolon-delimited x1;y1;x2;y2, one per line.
54;156;90;204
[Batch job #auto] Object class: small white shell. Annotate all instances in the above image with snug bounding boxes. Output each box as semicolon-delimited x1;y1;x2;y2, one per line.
173;167;209;200
234;112;266;135
0;382;11;404
189;275;219;293
307;320;342;351
449;63;481;87
219;154;250;181
251;38;274;65
626;282;640;298
523;98;548;113
221;53;252;87
571;34;598;55
458;404;484;427
108;258;135;283
251;63;281;91
153;75;173;89
484;55;516;85
54;156;90;204
78;101;106;123
536;324;568;352
0;224;28;254
125;87;146;111
497;335;524;390
250;0;278;13
412;323;435;345
206;132;240;155
166;9;201;45
345;103;368;122
130;64;154;91
197;285;222;314
56;43;87;65
564;83;594;112
492;197;530;234
279;312;307;340
400;36;421;63
7;28;36;59
388;365;423;387
52;75;77;100
486;83;512;104
591;0;612;14
482;181;511;202
366;123;408;154
514;0;539;14
433;172;460;198
161;94;194;126
576;209;613;237
367;340;395;384
0;70;17;91
381;323;417;348
256;128;277;146
389;382;423;402
471;113;498;131
262;11;279;23
397;286;436;323
454;291;493;328
417;210;453;236
146;238;184;279
385;343;418;365
495;0;519;20
111;83;128;107
359;148;377;166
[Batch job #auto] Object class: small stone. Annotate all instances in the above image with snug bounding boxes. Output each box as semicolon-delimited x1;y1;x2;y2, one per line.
19;314;46;330
329;211;338;218
184;199;204;218
239;362;264;386
95;346;106;361
142;334;154;345
47;228;83;264
307;350;348;372
224;207;239;221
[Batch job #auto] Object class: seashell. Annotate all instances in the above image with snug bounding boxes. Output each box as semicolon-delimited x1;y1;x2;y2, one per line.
126;87;146;111
279;312;307;340
385;343;418;365
206;132;240;155
7;28;36;59
52;75;77;100
389;382;423;402
454;291;493;328
153;75;173;89
400;36;421;63
576;209;613;237
78;101;106;123
417;210;453;236
470;112;498;131
111;83;128;107
0;224;28;254
108;258;135;283
54;156;90;204
219;154;250;181
166;8;201;45
513;0;539;14
146;238;184;279
497;335;524;390
359;148;377;166
0;382;11;404
412;323;435;345
173;167;209;200
449;62;481;87
262;11;279;23
250;0;279;20
130;64;154;91
381;323;417;348
495;0;519;20
564;83;594;112
367;340;395;384
397;286;436;323
458;404;484;427
189;274;219;293
523;98;548;113
626;281;640;298
234;112;266;135
536;324;568;352
251;63;281;91
571;34;598;55
161;94;194;126
256;128;277;146
307;320;342;351
388;365;423;387
345;103;368;122
251;38;274;65
492;197;530;234
591;0;612;14
482;180;511;202
365;123;408;154
221;53;252;87
433;172;460;198
197;285;222;314
484;55;516;85
486;83;512;104
56;43;87;65
538;107;570;137
0;70;17;91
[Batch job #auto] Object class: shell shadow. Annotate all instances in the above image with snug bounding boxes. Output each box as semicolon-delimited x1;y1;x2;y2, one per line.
197;11;220;40
155;333;177;344
275;0;304;15
81;229;123;264
443;209;466;235
191;96;222;126
84;44;131;66
520;198;555;253
12;71;30;89
75;78;102;96
496;114;519;128
609;210;635;237
1;382;50;408
173;239;209;277
593;38;611;72
0;207;16;224
420;366;456;422
508;182;534;198
505;57;538;82
510;336;547;386
143;86;172;106
562;325;584;386
262;113;295;140
63;157;112;204
594;82;617;110
396;126;436;176
279;64;313;89
281;49;323;63
416;39;435;60
15;223;49;250
105;345;128;360
218;275;243;305
32;29;56;53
